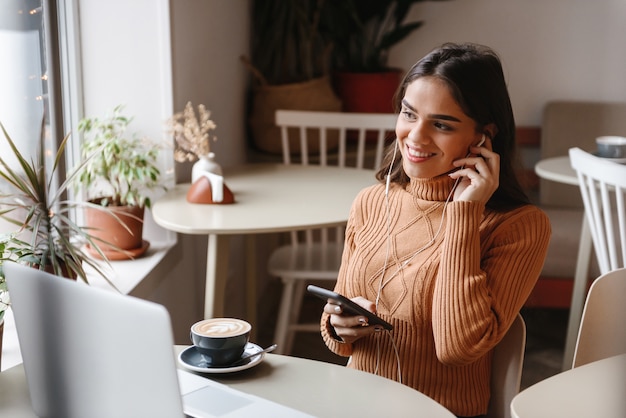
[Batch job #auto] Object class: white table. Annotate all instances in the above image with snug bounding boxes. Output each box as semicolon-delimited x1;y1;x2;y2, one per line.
151;164;375;324
0;350;455;418
511;353;626;418
535;156;579;187
534;156;593;370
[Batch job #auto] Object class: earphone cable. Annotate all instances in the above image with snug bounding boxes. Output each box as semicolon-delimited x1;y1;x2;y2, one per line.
373;142;471;384
376;174;461;300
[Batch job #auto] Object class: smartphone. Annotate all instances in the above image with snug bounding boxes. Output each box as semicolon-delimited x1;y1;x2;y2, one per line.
306;285;393;331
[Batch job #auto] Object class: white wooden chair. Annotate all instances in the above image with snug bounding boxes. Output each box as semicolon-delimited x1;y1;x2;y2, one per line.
487;313;526;418
539;102;626;369
572;268;626;368
569;147;626;274
269;109;397;354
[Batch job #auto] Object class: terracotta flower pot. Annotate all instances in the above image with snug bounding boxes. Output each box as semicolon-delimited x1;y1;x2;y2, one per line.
332;69;402;114
84;203;148;260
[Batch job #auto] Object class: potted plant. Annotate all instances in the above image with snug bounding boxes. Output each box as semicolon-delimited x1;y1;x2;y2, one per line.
330;0;448;113
0;121;111;282
0;113;122;371
0;236;11;363
0;250;7;367
243;0;342;154
74;105;165;260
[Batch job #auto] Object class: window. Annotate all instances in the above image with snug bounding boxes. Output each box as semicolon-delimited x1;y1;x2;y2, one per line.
0;0;51;176
1;0;176;289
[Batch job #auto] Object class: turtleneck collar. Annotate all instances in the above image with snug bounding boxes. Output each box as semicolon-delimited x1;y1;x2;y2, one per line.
405;174;457;202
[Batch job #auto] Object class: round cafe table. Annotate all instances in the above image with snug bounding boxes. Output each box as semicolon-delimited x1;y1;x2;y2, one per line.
511;353;626;418
151;163;376;328
174;346;456;417
0;350;456;418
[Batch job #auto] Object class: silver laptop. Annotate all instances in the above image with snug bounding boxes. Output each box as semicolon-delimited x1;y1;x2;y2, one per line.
4;262;311;418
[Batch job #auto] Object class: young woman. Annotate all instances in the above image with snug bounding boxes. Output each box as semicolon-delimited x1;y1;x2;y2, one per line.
320;43;551;417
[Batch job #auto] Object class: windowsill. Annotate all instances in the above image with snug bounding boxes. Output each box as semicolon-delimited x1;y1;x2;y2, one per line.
85;208;179;295
85;237;177;295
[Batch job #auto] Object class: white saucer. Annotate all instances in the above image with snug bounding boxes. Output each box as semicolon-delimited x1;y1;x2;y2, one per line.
178;342;265;374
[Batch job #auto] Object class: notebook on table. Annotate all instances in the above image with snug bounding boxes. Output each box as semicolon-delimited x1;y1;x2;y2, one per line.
4;262;311;418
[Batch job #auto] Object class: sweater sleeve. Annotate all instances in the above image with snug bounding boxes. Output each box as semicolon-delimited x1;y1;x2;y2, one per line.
432;202;551;366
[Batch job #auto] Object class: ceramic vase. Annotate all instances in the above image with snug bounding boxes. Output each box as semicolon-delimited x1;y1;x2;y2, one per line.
192;152;222;183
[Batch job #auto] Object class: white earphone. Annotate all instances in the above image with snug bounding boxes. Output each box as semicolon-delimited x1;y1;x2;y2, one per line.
476;134;486;148
385;139;399;197
385;134;486;197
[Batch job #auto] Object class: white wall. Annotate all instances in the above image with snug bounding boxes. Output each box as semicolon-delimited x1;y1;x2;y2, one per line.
169;0;248;173
389;0;626;126
77;0;251;342
78;0;174;156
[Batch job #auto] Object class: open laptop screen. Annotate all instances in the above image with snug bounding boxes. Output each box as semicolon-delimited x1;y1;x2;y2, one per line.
5;262;312;418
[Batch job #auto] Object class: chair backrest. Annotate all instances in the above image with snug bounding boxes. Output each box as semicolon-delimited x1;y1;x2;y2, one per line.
540;101;626;208
569;147;626;273
572;268;626;368
487;313;526;418
276;110;396;169
275;110;396;244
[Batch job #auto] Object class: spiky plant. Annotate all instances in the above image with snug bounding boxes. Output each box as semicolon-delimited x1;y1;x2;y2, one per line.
0;120;113;284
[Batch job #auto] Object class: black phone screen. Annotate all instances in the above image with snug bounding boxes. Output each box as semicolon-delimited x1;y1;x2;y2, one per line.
306;285;393;331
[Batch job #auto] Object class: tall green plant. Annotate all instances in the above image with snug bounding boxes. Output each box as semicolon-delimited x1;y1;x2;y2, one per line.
249;0;334;85
0;121;112;283
248;0;449;83
329;0;448;72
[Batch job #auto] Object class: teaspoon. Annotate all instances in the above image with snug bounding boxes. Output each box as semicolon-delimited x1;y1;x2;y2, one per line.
230;343;278;367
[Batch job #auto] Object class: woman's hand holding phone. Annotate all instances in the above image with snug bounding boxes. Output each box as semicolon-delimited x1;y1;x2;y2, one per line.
324;296;381;344
308;285;392;345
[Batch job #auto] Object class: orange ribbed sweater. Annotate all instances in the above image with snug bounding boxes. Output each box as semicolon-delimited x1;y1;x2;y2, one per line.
321;174;551;417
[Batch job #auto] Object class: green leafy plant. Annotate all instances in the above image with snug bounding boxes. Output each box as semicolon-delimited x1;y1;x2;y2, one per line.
247;0;336;85
0;121;112;283
247;0;450;80
0;232;32;319
0;235;12;320
330;0;447;72
75;105;164;209
0;278;8;321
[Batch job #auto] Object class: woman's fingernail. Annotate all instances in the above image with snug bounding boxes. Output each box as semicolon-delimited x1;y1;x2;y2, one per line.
334;305;342;314
374;326;383;332
358;317;368;326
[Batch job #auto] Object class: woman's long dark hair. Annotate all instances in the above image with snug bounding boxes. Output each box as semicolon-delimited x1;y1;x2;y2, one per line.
376;43;530;211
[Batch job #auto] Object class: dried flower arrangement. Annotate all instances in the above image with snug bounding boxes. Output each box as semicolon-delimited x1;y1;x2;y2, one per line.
167;101;217;162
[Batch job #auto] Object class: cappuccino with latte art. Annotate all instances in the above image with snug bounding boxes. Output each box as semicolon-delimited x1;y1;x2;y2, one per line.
192;318;251;338
190;318;251;366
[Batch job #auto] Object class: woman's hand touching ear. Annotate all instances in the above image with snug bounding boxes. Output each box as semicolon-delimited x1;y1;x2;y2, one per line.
449;136;499;203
